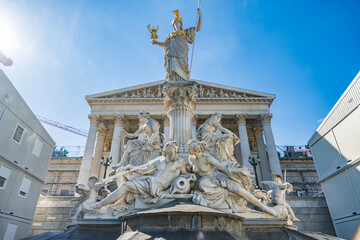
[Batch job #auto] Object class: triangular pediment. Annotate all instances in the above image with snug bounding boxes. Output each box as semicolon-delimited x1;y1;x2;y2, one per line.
86;79;275;101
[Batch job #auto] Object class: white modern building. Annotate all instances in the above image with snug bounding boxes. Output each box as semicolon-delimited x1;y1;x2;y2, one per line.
308;71;360;239
0;70;55;240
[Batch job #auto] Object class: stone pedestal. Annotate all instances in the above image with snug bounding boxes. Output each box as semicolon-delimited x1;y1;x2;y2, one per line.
63;201;308;240
162;81;197;153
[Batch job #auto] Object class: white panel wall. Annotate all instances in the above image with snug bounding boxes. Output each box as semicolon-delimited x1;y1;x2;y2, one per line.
0;161;17;211
334;216;360;240
322;171;360;219
0;218;31;240
332;107;360;161
0;110;30;165
6;173;42;220
310;130;346;178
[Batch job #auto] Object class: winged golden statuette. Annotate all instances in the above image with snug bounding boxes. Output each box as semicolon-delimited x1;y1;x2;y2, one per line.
147;24;159;43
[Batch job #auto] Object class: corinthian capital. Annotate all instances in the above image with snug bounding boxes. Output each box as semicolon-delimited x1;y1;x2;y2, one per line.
236;114;248;125
88;114;101;125
260;114;272;125
114;115;125;125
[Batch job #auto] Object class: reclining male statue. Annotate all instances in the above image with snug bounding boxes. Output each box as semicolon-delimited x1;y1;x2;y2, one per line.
84;141;186;211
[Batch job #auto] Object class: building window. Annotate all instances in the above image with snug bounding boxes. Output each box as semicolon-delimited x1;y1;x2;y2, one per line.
0;164;11;189
12;124;25;144
60;190;69;196
4;223;17;240
32;137;44;158
18;177;31;198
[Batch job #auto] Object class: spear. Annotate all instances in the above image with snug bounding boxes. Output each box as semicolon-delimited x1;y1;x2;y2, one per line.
189;0;202;78
283;169;286;212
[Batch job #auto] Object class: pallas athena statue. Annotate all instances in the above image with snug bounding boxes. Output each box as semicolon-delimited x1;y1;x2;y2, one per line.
151;9;202;81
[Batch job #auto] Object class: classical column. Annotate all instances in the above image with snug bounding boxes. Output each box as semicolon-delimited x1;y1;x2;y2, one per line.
77;115;100;185
163;81;197;153
110;115;125;169
89;127;107;178
236;114;252;169
261;114;282;176
191;114;198;139
162;114;170;142
254;127;272;182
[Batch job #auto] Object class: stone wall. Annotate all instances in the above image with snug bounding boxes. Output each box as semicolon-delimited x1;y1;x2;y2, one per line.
288;196;336;236
29;196;75;236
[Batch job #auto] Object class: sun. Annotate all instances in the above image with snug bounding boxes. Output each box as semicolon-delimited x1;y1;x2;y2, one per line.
0;13;22;55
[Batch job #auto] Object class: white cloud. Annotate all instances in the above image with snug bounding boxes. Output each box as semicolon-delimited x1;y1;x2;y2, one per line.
317;118;324;123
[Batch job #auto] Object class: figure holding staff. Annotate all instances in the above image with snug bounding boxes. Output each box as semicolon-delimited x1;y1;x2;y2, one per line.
149;7;202;81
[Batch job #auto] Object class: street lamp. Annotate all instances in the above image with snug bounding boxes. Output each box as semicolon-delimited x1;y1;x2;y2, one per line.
100;156;113;179
248;156;260;188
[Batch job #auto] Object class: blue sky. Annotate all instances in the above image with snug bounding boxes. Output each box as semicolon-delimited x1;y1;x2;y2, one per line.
1;0;360;148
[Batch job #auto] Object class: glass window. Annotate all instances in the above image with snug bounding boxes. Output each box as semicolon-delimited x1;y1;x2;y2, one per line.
0;164;11;189
13;125;24;143
19;177;31;198
0;176;6;188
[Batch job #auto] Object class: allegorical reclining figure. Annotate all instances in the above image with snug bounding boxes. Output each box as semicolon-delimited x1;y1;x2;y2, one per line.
85;141;187;211
73;113;298;222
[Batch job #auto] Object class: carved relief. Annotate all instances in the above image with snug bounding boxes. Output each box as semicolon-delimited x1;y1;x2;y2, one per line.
99;85;263;100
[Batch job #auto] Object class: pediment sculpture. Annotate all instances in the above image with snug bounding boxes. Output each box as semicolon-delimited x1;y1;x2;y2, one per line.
99;84;261;100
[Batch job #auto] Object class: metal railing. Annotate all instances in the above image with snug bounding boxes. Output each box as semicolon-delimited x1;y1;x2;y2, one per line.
52;146;85;158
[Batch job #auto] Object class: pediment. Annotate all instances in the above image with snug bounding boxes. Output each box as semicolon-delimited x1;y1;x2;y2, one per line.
86;79;275;102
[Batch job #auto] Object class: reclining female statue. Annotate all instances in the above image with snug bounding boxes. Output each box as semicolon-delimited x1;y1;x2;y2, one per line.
187;139;280;217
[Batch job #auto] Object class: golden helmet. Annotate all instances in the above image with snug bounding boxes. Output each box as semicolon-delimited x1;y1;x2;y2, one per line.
172;10;183;25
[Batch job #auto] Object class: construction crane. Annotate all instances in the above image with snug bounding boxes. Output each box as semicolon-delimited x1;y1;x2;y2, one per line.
36;115;88;137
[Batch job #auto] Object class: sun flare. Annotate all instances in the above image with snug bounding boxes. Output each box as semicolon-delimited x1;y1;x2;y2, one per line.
0;14;22;54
